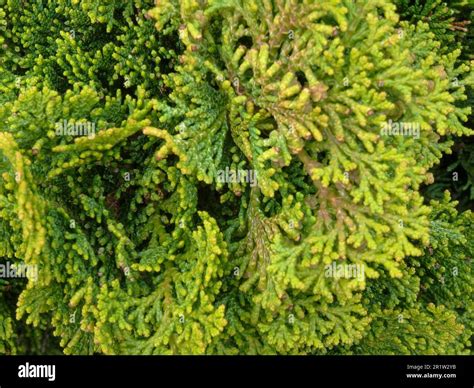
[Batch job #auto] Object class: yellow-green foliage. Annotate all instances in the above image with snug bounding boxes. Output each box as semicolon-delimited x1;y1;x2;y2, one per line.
0;0;472;355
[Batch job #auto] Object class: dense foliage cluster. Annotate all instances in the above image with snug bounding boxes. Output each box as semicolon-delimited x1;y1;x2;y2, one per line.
0;0;472;355
395;0;474;209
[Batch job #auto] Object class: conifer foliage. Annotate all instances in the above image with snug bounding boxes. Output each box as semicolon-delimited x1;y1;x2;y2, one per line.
0;0;472;355
395;0;474;209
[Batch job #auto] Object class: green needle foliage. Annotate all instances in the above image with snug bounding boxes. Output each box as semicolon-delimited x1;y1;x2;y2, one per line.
395;0;474;209
0;0;472;355
395;0;471;54
355;193;473;355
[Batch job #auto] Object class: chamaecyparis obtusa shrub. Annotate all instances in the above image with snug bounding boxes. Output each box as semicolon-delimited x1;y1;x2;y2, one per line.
0;0;472;355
